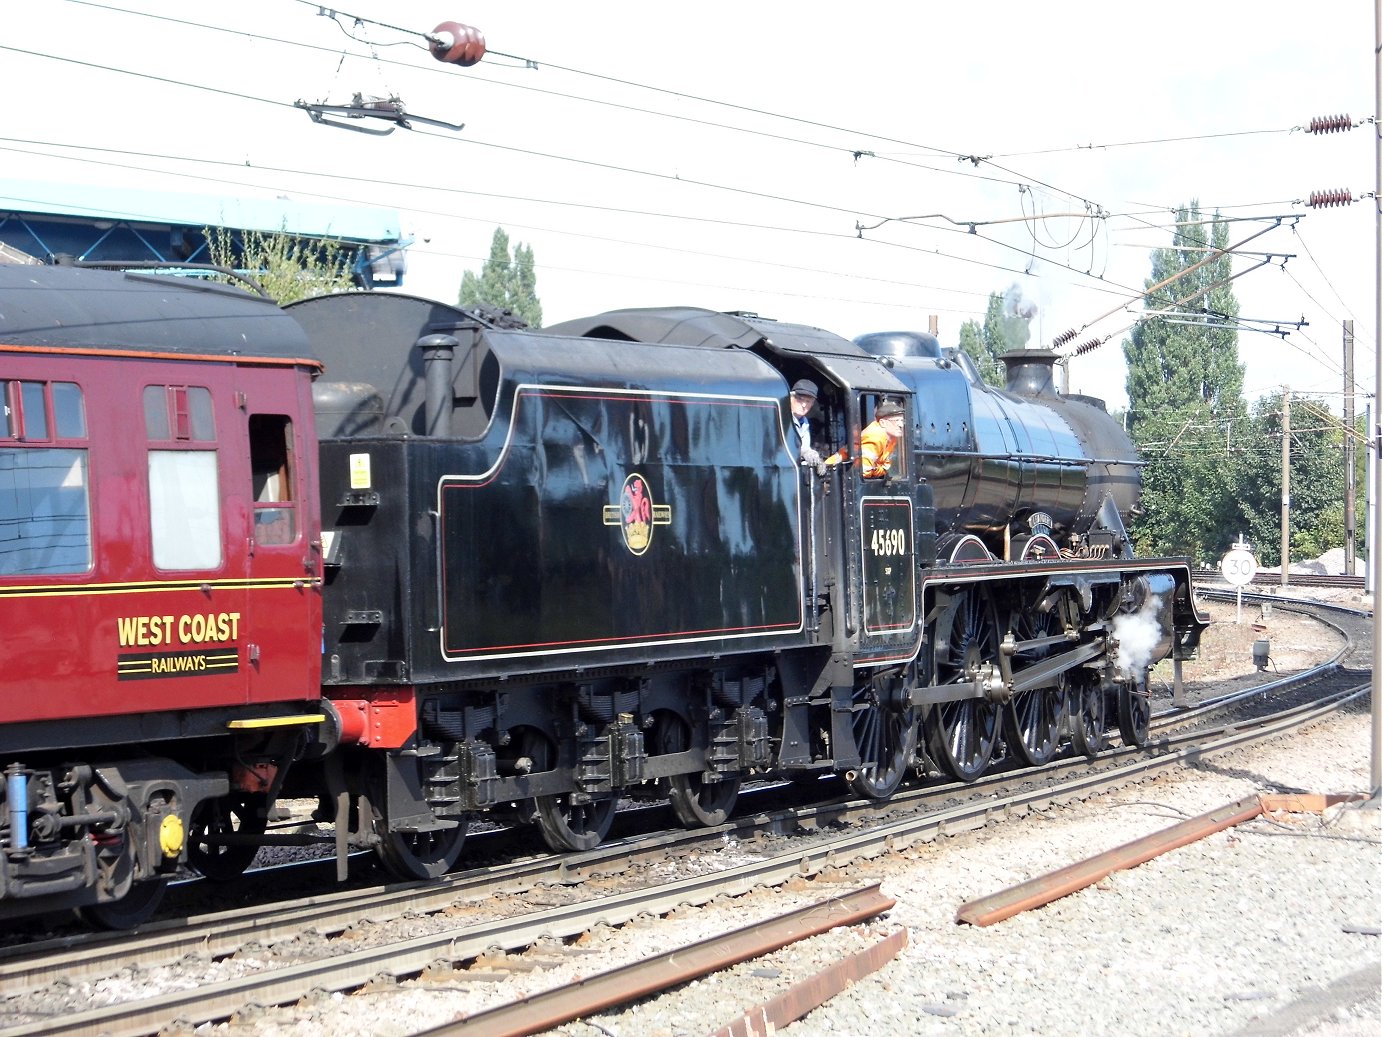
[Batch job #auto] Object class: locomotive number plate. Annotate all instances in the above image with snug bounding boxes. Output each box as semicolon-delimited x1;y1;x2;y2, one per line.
860;496;916;637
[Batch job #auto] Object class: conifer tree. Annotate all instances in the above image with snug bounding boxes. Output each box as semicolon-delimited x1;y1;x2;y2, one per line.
459;228;543;327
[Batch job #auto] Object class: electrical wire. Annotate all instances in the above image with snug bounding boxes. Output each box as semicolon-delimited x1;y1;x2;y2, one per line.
20;0;1371;358
0;138;1012;310
989;125;1299;159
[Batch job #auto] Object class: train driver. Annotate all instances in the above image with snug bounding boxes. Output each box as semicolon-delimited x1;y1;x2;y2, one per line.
859;399;905;478
789;379;824;465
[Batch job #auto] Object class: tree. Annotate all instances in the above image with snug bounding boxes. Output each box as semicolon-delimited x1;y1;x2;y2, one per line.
459;227;543;327
1234;394;1348;565
203;226;356;304
1122;203;1249;563
1128;404;1246;564
956;285;1036;389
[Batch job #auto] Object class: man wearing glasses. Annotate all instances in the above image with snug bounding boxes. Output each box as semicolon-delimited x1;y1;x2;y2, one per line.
860;400;905;479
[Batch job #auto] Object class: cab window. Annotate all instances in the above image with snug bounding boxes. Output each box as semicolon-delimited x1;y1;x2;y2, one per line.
860;395;907;480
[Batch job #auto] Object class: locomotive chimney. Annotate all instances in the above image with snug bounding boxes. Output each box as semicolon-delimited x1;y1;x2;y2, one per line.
419;333;459;436
1002;348;1058;397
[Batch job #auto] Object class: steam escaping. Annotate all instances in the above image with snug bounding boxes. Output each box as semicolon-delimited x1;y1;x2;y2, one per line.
1112;595;1166;679
997;284;1039;351
1004;283;1038;321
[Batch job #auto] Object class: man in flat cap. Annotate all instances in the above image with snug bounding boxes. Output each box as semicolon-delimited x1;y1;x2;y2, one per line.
788;379;823;465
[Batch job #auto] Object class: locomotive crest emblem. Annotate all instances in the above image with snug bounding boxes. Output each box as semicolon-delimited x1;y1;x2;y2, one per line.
602;473;671;555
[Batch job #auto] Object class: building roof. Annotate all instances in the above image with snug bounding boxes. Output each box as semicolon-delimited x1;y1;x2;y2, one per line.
0;179;401;243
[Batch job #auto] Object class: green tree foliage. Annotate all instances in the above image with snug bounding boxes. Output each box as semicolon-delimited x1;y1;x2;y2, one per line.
956;285;1036;389
203;226;356;304
1234;394;1349;565
1126;404;1245;564
957;319;984;359
1123;204;1249;564
459;227;543;327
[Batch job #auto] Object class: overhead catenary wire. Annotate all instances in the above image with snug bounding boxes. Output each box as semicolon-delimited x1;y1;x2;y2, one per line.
11;1;1375;378
39;7;1350;272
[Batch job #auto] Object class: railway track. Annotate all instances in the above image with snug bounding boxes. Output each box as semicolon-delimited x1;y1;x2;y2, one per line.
0;594;1370;1037
1194;569;1367;591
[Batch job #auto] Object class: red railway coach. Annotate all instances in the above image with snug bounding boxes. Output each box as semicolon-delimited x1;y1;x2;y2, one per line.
0;266;325;926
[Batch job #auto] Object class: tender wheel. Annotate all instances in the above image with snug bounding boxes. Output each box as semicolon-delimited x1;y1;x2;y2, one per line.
655;714;740;828
1003;605;1067;767
187;792;268;881
76;878;168;931
1117;676;1152;747
524;731;616;852
848;673;918;800
366;756;467;880
1068;674;1108;758
924;590;1002;782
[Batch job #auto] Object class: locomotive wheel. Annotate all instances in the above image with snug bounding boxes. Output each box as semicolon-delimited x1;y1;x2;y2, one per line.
187;792;268;881
924;590;1001;782
1068;674;1108;758
523;731;616;852
1004;690;1065;767
655;714;740;828
1117;677;1152;748
366;758;467;880
76;878;168;931
848;674;917;800
1002;606;1067;767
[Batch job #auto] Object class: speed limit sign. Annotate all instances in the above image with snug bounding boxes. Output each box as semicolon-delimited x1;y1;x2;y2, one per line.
1221;547;1258;587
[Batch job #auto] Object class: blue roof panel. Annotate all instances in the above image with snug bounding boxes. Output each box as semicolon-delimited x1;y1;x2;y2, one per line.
0;179;401;243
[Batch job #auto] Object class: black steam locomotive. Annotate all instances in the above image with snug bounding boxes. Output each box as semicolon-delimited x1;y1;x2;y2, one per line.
0;266;1206;925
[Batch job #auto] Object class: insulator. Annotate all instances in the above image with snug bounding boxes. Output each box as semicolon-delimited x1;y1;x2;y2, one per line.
1307;188;1353;208
1049;328;1077;349
430;21;486;66
1072;337;1102;357
1307;113;1352;134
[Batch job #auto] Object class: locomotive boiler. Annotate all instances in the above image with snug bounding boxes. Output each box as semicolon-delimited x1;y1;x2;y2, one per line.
0;268;1208;927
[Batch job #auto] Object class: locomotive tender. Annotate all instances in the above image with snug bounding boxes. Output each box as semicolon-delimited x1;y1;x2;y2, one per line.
0;265;1206;926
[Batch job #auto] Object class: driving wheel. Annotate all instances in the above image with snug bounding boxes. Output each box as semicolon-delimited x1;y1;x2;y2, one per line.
848;673;918;800
924;589;1002;782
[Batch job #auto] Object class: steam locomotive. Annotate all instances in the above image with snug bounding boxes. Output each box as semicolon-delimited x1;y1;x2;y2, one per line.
0;265;1206;927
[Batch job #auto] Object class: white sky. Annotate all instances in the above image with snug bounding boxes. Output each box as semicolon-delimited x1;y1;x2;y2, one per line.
3;1;1377;413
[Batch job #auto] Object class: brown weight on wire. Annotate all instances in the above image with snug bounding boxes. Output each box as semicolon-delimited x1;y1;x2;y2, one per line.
430;21;486;66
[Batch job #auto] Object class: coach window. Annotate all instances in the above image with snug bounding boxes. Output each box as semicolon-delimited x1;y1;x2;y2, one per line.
145;385;222;570
0;379;92;575
249;414;296;545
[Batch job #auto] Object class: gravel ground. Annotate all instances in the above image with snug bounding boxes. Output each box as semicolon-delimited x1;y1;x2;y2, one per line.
203;594;1380;1037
